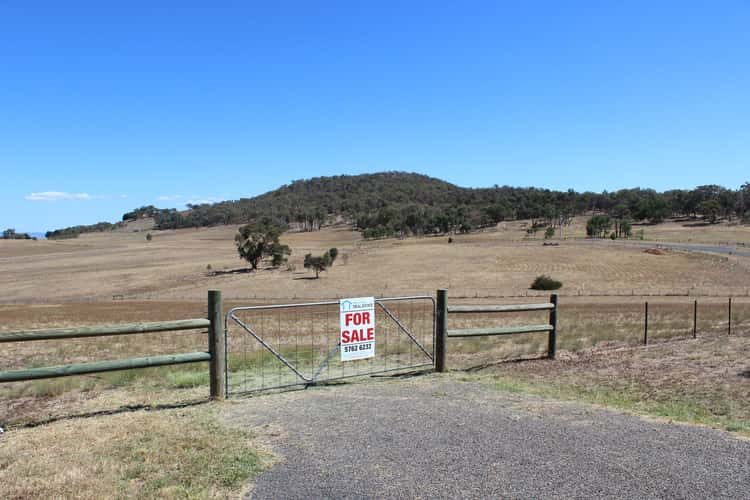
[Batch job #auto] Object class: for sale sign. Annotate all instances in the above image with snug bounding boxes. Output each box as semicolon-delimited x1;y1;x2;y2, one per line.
340;297;375;361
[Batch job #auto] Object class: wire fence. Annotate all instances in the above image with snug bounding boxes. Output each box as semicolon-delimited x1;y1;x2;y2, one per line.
0;293;747;415
225;297;435;395
445;296;749;368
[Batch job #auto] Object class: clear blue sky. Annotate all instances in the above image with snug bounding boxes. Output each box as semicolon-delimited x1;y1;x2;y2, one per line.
1;1;748;233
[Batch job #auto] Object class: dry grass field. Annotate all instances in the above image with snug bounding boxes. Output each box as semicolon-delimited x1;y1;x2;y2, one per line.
2;217;750;304
1;219;749;497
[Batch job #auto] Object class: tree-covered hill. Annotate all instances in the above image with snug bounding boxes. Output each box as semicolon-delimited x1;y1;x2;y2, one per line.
47;172;750;239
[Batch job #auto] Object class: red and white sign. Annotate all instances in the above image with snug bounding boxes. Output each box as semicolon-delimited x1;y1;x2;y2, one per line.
340;297;375;361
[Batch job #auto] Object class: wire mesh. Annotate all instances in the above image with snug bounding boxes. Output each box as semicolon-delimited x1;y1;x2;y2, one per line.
225;296;435;396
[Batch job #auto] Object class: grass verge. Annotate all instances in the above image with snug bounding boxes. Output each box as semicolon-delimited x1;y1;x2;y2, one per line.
0;405;269;499
476;375;750;436
459;335;750;437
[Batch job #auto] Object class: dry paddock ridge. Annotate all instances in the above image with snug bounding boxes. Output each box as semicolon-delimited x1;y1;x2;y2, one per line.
228;376;750;499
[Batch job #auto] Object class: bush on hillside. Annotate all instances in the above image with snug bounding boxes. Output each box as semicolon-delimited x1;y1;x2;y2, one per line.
530;275;562;291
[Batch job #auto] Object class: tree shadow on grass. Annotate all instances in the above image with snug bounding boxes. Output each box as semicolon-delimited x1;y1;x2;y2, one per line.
683;221;713;228
739;370;750;379
293;276;319;281
208;267;254;276
6;398;211;431
463;353;549;372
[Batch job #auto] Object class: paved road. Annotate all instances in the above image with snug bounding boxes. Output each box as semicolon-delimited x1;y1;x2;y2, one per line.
225;376;750;499
581;238;750;257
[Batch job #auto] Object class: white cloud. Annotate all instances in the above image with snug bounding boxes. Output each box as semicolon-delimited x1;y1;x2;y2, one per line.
25;191;97;202
156;194;182;201
186;197;222;205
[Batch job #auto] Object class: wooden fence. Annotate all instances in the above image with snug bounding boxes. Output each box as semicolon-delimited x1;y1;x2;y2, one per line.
435;289;558;371
0;290;226;400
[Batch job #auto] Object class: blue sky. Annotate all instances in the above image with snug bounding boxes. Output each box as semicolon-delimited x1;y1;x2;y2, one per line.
1;1;748;233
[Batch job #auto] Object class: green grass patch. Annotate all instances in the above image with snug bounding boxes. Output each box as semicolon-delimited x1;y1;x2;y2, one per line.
164;369;210;389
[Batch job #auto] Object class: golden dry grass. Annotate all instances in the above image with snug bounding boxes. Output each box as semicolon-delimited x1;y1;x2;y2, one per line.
2;220;750;304
0;404;268;499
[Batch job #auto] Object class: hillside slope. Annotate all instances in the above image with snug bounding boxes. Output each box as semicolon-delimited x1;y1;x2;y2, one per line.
47;172;749;238
150;171;581;235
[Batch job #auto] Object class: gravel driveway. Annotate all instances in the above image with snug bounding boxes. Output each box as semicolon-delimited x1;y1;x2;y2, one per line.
225;375;750;499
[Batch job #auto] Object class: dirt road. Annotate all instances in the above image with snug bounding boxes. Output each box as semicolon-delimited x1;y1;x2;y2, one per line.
226;376;749;499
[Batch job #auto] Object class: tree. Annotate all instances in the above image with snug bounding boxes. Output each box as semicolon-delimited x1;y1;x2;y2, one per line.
633;194;670;223
304;253;329;278
2;228;32;240
614;217;632;238
740;182;750;221
586;215;612;238
544;227;555;239
555;210;574;239
303;248;338;278
235;219;289;270
269;242;292;267
699;199;721;224
610;204;632;239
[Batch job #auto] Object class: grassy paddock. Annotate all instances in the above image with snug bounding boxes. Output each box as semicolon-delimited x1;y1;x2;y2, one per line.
2;221;750;303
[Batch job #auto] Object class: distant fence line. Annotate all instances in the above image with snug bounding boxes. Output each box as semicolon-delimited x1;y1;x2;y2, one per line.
1;287;750;305
151;286;750;301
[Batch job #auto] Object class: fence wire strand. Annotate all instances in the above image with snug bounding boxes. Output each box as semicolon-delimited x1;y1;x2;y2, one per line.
226;297;435;396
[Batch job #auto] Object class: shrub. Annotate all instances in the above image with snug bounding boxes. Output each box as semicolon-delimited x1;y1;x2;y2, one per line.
530;275;562;290
328;247;338;265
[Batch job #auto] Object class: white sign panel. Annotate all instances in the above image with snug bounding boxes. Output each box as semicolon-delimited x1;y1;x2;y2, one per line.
340;297;375;361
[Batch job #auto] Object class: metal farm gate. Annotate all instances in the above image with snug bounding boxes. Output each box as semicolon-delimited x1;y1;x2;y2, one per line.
225;296;435;396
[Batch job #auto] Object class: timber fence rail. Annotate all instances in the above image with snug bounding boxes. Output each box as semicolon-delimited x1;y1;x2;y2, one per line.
435;289;558;372
0;290;226;400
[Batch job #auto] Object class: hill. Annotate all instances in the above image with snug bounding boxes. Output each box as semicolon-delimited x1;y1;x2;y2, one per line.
48;172;750;239
147;172;750;238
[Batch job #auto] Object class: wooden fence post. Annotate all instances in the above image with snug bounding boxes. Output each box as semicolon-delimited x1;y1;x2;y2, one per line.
435;289;448;373
728;297;732;336
643;301;649;345
548;294;558;359
208;290;225;400
693;299;697;339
